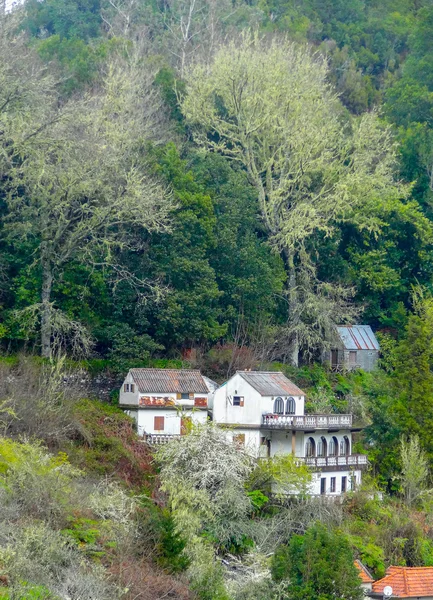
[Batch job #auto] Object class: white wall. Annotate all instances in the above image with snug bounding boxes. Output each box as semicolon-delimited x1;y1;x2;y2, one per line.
136;408;207;436
309;469;362;495
119;371;140;406
213;373;305;425
256;430;353;459
298;430;352;457
225;428;263;456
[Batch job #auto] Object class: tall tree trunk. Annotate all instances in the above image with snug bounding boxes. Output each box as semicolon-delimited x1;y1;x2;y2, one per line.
283;248;299;367
41;251;53;359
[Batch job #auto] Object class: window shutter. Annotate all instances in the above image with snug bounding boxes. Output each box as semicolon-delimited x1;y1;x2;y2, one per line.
239;398;244;407
130;384;135;393
123;384;127;392
154;416;165;431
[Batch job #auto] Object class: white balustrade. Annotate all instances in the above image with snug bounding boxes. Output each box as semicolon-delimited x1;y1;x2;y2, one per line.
145;434;181;444
301;454;368;468
262;414;353;429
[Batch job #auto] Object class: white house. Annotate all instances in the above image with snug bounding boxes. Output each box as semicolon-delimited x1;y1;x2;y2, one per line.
119;368;212;442
211;371;367;496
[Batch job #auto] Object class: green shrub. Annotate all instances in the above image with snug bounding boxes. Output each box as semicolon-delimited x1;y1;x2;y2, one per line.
69;399;154;489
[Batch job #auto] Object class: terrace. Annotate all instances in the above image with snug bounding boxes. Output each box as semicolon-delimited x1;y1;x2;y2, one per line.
262;414;353;429
304;454;368;468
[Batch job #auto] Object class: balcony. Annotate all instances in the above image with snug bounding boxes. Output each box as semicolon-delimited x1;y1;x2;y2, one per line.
262;414;353;429
144;433;181;444
304;454;368;468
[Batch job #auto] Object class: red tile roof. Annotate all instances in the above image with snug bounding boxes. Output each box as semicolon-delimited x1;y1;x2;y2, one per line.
355;560;374;584
372;566;433;598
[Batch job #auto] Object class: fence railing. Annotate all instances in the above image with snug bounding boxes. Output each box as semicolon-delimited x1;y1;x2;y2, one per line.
331;363;361;373
262;414;353;429
144;434;181;444
304;454;368;468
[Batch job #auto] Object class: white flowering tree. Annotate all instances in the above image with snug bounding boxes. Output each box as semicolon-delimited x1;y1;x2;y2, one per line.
180;34;408;364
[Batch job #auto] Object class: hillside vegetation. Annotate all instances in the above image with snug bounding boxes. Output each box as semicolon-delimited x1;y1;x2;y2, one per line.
2;1;433;598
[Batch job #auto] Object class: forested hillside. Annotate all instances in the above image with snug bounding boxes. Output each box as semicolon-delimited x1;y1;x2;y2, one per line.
2;1;433;599
0;0;432;365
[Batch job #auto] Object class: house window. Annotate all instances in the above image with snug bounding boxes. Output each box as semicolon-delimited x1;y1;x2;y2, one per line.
330;477;336;493
320;477;326;495
154;416;164;431
124;383;135;393
329;437;338;456
305;437;315;457
340;436;350;456
286;397;296;415
349;351;357;364
341;476;347;493
181;393;189;399
274;397;284;414
317;437;327;457
233;396;244;406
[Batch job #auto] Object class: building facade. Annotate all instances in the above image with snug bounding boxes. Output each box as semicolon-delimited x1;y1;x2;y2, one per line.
323;325;380;372
211;371;367;496
119;368;212;442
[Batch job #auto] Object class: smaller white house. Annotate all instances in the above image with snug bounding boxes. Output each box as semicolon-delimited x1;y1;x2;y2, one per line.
119;368;213;442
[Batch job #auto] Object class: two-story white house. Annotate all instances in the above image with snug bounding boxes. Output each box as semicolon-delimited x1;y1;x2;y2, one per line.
119;368;213;442
211;370;367;496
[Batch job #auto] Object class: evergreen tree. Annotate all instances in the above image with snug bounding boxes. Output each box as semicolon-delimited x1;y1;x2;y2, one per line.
272;523;363;600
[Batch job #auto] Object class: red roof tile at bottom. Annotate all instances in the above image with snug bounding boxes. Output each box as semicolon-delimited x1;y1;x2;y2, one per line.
372;566;433;598
354;560;374;584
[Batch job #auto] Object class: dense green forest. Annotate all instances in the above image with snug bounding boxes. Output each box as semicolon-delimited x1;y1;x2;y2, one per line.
2;1;433;599
1;0;433;364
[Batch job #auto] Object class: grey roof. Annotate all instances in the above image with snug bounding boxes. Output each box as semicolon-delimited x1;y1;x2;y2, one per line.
336;325;380;351
130;368;209;394
237;371;305;397
203;375;219;393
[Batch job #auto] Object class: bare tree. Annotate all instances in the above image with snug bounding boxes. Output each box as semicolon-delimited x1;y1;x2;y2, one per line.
160;0;249;75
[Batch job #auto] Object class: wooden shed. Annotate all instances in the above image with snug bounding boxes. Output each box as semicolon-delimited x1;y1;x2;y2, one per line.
323;325;380;372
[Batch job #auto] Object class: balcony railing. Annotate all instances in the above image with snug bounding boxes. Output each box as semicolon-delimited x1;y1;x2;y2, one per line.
331;363;361;373
144;433;181;444
262;414;353;429
304;454;368;468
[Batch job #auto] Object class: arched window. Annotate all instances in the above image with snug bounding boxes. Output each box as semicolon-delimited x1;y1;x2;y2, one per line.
286;397;296;415
274;397;284;414
317;436;327;457
329;436;338;457
305;437;316;457
340;436;350;456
